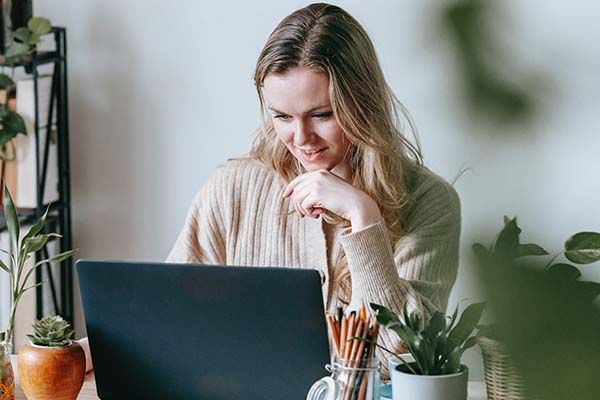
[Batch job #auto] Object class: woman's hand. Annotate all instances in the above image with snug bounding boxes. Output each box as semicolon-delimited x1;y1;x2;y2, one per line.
282;169;382;232
76;337;94;373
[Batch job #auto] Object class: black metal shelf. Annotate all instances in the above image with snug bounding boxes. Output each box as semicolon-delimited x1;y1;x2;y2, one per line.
0;27;73;327
0;201;70;231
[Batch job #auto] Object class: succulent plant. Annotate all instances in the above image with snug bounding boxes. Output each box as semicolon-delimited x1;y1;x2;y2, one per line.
27;315;74;347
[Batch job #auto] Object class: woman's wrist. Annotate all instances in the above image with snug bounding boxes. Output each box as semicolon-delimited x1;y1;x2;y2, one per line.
349;196;382;232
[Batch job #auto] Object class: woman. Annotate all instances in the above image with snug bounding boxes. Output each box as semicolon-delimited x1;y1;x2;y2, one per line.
165;2;460;375
81;2;460;375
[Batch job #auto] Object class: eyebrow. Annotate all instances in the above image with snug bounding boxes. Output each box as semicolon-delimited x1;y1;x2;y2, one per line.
267;104;331;115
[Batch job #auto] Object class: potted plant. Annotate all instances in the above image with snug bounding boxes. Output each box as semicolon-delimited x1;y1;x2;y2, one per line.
0;185;76;400
371;301;485;400
17;315;85;400
0;15;52;202
472;216;600;400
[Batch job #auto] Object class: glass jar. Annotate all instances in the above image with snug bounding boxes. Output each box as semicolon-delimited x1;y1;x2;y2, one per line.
307;356;380;400
0;341;14;400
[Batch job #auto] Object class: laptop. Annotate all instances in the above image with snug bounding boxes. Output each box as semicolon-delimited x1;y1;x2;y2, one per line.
77;260;330;400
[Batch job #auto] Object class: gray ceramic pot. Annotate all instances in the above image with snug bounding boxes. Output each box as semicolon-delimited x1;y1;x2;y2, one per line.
390;362;468;400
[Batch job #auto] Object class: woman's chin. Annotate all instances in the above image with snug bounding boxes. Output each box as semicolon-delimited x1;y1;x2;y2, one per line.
301;161;332;172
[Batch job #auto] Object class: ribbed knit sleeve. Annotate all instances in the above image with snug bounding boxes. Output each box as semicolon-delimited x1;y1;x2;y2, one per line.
341;169;461;374
166;169;228;265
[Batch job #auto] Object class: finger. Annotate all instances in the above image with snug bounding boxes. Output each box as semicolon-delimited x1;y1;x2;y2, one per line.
288;181;312;218
292;181;317;217
283;173;310;198
308;207;324;218
293;197;305;218
290;178;314;199
301;195;322;219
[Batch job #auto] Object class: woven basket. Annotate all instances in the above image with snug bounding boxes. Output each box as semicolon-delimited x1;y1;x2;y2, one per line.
477;336;531;400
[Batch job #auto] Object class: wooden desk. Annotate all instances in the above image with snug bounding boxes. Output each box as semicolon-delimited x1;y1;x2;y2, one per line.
11;356;488;399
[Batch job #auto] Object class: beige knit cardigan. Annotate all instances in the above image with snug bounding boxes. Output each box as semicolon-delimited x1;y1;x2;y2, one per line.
166;158;461;372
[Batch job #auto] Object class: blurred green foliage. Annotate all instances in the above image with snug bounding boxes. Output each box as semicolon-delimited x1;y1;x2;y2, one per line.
474;217;600;399
439;0;546;126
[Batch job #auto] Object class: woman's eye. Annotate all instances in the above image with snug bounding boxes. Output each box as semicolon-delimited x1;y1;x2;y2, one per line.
273;112;332;121
313;112;332;120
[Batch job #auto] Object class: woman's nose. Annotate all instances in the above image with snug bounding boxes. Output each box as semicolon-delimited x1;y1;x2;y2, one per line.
294;119;315;145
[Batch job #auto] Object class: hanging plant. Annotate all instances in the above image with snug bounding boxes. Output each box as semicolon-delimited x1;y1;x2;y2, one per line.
2;16;52;64
0;15;52;198
0;74;25;161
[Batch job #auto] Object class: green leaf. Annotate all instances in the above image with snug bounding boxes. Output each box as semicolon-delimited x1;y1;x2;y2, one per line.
0;249;16;267
445;304;459;333
575;281;600;302
494;217;521;260
2;55;22;65
5;41;31;59
18;261;46;294
15;280;46;305
34;249;76;267
547;263;581;283
27;35;42;46
447;302;486;350
28;17;52;36
12;27;31;44
0;258;10;275
408;311;421;331
370;303;400;326
23;233;61;254
462;336;478;351
22;281;45;293
0;74;15;89
425;312;446;342
22;206;51;243
519;243;549;257
0;129;18;149
472;243;489;262
441;346;463;375
387;322;428;374
4;110;27;135
3;185;20;252
564;232;600;264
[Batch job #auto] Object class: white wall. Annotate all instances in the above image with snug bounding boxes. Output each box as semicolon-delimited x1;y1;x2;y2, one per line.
31;0;600;380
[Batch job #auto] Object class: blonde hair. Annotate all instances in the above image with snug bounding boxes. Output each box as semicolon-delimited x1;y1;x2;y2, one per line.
250;3;423;304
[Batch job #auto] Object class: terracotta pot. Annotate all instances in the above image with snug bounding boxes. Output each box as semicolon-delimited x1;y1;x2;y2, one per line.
17;341;85;400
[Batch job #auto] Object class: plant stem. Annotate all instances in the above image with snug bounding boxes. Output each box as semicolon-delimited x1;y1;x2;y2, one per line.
5;299;17;345
358;337;419;375
5;245;26;344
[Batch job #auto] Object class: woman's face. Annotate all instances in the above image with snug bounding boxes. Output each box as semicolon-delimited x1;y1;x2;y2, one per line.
263;67;352;179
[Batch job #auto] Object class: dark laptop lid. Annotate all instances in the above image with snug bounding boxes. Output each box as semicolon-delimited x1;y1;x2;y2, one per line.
77;260;330;400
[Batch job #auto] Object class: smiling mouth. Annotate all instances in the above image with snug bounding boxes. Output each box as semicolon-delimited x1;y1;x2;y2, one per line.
300;148;324;154
297;147;327;161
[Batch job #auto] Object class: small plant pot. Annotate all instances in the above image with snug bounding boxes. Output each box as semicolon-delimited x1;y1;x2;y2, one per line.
17;340;85;400
391;362;468;400
387;353;415;375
